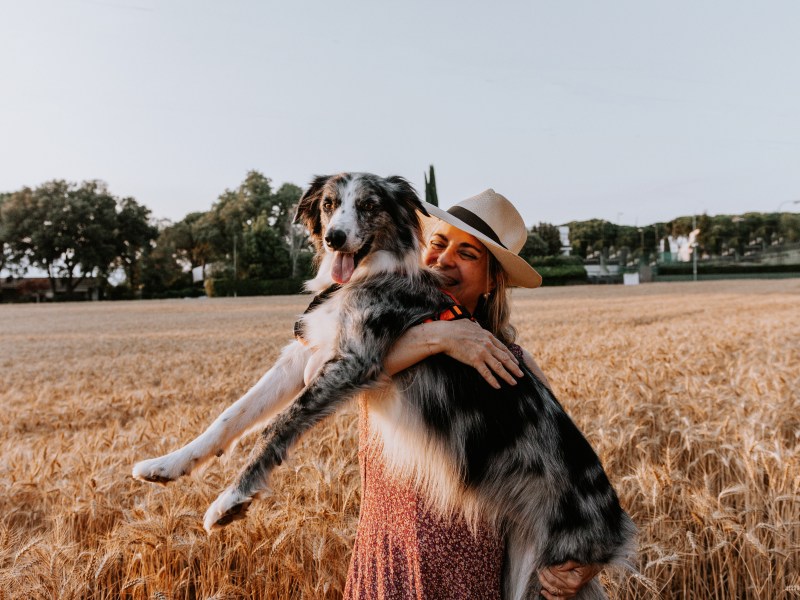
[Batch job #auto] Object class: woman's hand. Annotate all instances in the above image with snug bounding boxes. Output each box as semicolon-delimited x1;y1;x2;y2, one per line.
538;561;602;599
434;319;523;388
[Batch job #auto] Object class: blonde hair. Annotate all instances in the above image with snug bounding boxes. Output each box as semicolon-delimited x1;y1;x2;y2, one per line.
475;254;517;346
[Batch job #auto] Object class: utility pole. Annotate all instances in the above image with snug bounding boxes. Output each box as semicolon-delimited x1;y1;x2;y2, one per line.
692;215;698;282
654;223;659;262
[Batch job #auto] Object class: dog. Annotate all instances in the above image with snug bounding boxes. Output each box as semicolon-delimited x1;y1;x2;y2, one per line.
133;172;636;599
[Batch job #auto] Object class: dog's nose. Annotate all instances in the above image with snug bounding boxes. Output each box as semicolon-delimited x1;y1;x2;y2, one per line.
325;229;347;250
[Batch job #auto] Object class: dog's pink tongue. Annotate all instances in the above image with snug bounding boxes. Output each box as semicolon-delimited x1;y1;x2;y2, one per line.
332;252;355;284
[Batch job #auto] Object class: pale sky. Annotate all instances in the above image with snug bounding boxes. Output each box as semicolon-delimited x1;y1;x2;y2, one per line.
2;0;799;227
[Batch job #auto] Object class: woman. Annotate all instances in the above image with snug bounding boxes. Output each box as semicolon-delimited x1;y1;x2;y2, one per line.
338;189;600;600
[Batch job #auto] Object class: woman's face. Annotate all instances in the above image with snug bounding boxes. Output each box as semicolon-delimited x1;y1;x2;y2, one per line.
423;222;492;313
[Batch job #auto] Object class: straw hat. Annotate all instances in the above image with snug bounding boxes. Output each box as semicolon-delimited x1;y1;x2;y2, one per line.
420;189;542;288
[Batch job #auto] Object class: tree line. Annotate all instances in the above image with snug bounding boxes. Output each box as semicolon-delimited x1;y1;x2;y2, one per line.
0;180;157;297
0;171;312;299
140;171;311;296
2;170;799;299
564;212;800;261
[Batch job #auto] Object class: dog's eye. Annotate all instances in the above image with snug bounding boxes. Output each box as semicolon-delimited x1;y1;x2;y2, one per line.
358;199;378;212
322;199;334;212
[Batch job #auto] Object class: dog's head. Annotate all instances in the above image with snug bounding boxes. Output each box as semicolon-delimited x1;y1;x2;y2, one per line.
294;173;428;285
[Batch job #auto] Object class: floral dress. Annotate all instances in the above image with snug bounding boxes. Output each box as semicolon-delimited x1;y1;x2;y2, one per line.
343;344;525;600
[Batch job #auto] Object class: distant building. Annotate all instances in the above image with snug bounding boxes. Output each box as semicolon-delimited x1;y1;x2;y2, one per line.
1;277;102;302
663;232;699;263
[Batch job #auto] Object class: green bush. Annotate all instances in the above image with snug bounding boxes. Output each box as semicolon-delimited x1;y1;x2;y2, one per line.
106;284;135;300
535;264;588;286
208;278;306;297
527;255;584;267
518;255;587;285
657;263;800;275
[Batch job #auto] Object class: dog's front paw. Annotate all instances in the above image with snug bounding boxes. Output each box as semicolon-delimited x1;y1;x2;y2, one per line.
132;452;195;484
204;487;253;532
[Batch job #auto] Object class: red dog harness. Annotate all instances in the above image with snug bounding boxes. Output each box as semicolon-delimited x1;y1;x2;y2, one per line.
421;290;473;324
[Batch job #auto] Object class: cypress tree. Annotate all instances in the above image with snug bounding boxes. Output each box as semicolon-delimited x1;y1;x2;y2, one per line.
424;164;439;207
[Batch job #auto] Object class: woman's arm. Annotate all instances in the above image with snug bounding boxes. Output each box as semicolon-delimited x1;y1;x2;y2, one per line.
303;321;537;391
302;319;520;386
384;319;524;389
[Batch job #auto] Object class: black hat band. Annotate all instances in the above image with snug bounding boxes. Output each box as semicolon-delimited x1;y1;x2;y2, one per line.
447;206;508;249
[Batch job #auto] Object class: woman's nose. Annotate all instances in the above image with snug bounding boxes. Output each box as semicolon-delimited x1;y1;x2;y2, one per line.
436;246;456;267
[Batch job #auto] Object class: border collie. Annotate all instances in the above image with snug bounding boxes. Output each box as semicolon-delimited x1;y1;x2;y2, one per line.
133;173;635;599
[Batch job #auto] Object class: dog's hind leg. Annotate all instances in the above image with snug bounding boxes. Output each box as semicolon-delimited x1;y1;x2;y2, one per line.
133;341;311;485
203;349;386;531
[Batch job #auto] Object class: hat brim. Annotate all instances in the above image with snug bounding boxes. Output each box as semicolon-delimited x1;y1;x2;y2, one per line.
419;201;542;289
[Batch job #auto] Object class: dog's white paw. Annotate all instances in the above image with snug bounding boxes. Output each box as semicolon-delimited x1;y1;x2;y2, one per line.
204;487;253;533
132;452;195;484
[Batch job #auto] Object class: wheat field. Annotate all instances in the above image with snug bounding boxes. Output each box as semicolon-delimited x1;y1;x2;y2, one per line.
1;280;798;599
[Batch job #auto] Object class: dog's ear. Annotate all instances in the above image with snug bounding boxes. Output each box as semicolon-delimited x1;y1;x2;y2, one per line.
385;175;427;217
293;175;330;237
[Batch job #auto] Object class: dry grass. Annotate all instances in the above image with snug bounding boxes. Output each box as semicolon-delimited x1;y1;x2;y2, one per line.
1;280;798;599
